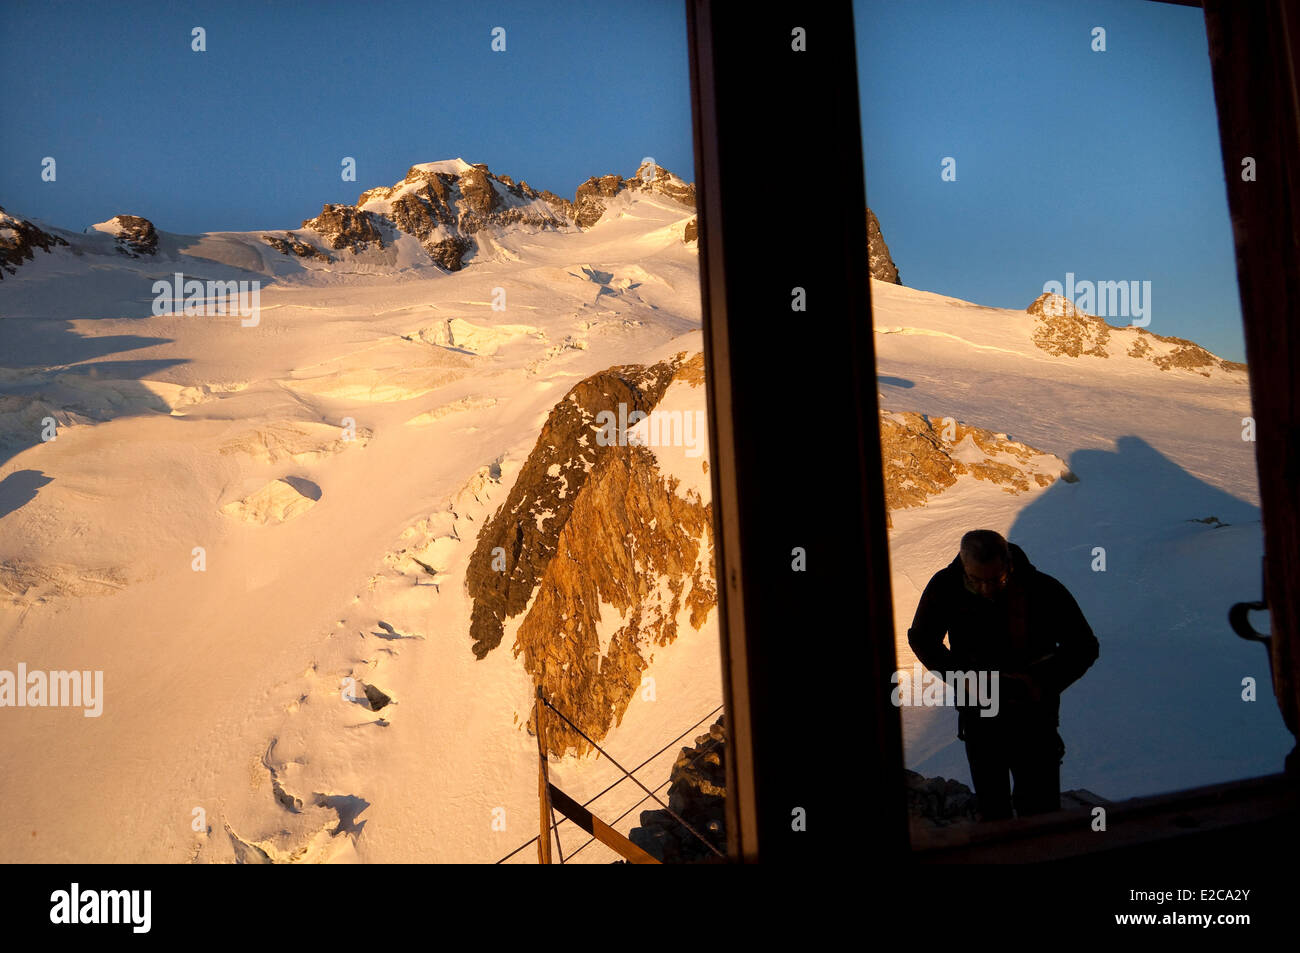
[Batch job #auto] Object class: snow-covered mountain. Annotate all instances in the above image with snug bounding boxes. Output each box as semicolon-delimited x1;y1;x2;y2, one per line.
0;160;714;864
0;159;1285;863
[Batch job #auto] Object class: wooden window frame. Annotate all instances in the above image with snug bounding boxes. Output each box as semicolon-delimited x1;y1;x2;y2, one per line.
685;0;1300;864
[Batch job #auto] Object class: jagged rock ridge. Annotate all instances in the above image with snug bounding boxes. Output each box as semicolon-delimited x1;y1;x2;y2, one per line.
262;233;332;262
879;409;1073;528
1027;292;1247;376
572;161;696;228
466;353;715;758
293;159;571;271
288;158;697;271
867;208;901;284
0;208;69;279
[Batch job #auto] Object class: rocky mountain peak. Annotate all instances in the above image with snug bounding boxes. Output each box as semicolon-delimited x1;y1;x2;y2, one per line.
573;162;697;228
293;159;572;271
627;161;697;207
89;214;158;257
1026;292;1247;376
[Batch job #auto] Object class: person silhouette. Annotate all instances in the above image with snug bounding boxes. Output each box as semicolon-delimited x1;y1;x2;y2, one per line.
907;529;1099;820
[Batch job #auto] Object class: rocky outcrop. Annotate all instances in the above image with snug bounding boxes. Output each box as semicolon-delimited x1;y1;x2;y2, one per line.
625;161;697;207
867;208;901;284
1136;327;1247;375
1027;292;1247;376
1027;293;1111;358
301;205;387;252
300;159;571;270
262;233;332;262
89;214;158;257
457;165;500;218
0;207;69;279
534;188;574;220
79;213;158;259
297;158;697;262
683;216;698;244
466;353;715;757
571;161;696;229
879;410;1073;528
629;716;727;862
573;173;626;228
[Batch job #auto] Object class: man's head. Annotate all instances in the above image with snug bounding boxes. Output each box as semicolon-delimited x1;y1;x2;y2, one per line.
960;529;1012;600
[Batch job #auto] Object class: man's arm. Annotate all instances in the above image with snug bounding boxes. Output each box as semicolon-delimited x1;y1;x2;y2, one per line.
1027;579;1099;694
907;571;956;674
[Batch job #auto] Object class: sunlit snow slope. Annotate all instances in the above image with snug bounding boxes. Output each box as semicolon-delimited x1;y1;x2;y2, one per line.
0;169;715;863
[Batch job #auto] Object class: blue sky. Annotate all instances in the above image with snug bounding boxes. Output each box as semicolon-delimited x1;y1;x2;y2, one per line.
3;0;1244;360
0;0;694;234
855;0;1246;361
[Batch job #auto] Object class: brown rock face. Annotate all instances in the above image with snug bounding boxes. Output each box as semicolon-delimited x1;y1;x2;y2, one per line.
1138;327;1247;375
1027;292;1112;358
384;183;463;264
103;214;158;257
301;204;387;251
456;166;501;218
0;207;69;279
866;208;901;284
573;174;624;228
518;436;713;757
262;233;331;262
1027;293;1247;376
427;235;472;271
466;353;715;757
878;410;1071;528
571;164;697;229
582;173;626;200
683;216;698;244
308;161;571;269
466;359;681;659
626;162;697;207
303;160;698;261
388;187;454;237
537;187;574;221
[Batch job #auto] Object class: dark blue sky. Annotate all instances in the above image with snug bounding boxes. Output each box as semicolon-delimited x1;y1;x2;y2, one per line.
2;0;1244;360
0;0;694;235
855;0;1245;362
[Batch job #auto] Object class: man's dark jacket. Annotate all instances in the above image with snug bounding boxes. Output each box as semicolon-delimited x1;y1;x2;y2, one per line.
907;542;1099;733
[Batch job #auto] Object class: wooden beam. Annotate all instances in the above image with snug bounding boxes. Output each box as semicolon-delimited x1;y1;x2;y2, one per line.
684;0;908;864
535;688;553;864
1203;0;1300;770
548;784;661;864
914;773;1300;862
